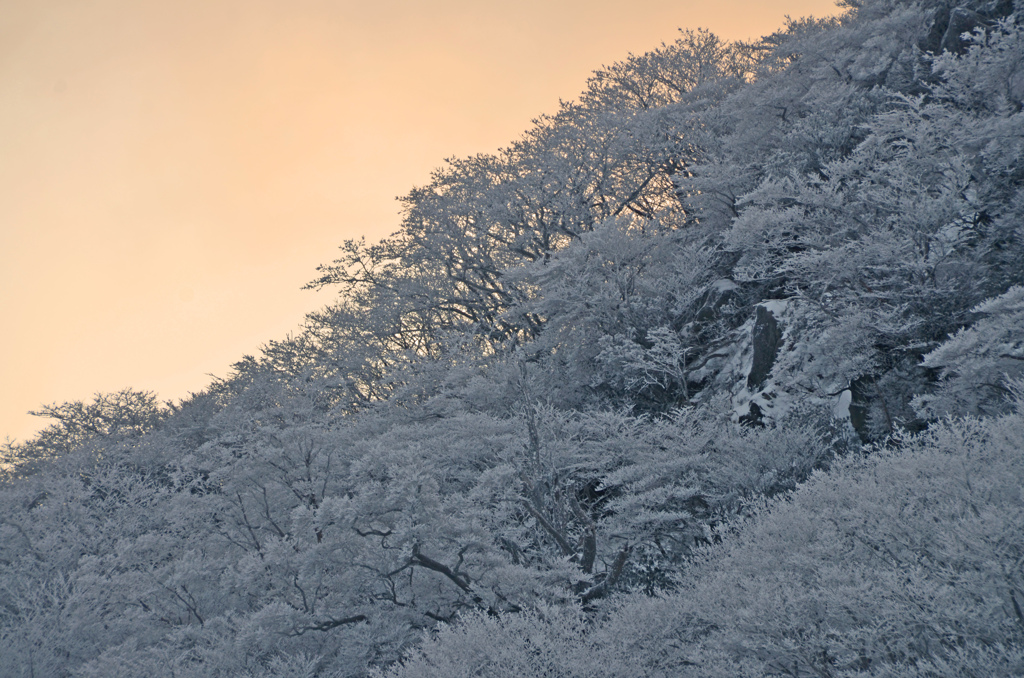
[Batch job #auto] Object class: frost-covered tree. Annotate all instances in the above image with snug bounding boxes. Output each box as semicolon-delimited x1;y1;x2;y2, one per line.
382;400;1024;678
5;1;1024;675
2;389;165;477
914;286;1024;417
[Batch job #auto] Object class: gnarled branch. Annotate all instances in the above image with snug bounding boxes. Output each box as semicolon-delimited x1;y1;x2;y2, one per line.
291;614;368;636
581;545;630;603
523;501;575;557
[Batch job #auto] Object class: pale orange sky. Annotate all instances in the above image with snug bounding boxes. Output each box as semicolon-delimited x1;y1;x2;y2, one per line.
0;0;840;442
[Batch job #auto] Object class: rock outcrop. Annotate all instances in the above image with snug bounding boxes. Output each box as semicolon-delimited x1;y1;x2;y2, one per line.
747;304;782;391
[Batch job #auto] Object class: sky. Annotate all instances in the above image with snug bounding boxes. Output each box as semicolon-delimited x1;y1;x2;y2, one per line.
0;0;841;443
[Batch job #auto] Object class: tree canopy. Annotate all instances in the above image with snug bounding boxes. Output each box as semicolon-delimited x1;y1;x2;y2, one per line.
3;1;1024;675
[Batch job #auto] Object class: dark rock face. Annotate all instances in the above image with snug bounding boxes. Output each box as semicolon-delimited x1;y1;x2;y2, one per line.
942;8;986;53
921;1;1015;55
849;377;873;443
977;0;1015;20
739;401;765;428
694;281;739;322
747;305;782;391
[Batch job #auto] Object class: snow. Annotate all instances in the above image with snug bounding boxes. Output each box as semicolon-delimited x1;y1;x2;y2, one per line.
833;389;852;420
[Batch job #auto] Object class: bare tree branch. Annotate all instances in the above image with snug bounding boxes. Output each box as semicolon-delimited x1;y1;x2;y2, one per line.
290;614;368;636
581;545;630;603
523;501;575;557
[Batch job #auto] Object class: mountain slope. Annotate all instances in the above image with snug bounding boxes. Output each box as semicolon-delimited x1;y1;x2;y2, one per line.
2;1;1023;676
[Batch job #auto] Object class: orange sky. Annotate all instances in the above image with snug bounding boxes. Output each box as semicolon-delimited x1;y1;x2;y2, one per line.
0;0;840;442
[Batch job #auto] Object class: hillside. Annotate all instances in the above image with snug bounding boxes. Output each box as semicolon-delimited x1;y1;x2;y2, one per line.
2;1;1023;676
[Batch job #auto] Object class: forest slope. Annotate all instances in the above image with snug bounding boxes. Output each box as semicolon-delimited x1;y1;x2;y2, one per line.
2;1;1023;676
